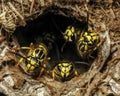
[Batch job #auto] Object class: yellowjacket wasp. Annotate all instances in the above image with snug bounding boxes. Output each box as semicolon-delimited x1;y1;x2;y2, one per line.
9;43;50;77
51;61;78;82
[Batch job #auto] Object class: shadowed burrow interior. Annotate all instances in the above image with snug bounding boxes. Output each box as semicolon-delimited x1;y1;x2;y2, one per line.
12;12;90;75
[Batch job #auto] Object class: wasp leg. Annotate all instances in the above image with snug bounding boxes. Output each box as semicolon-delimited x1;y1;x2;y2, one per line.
11;46;31;51
13;43;34;51
51;70;55;80
88;54;95;59
88;37;106;59
38;64;46;77
15;58;24;67
38;68;44;77
93;37;106;51
74;70;79;76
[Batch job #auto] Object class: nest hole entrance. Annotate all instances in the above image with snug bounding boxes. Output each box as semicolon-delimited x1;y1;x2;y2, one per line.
12;12;90;79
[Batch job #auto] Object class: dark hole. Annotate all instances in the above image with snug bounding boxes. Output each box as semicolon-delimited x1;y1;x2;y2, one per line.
13;12;90;79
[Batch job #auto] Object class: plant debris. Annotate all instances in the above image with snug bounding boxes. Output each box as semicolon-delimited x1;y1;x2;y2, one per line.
0;0;120;96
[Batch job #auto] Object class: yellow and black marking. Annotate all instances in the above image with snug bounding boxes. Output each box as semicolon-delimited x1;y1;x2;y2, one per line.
11;43;49;77
26;43;47;71
77;30;100;58
52;62;78;82
62;25;80;42
63;25;104;59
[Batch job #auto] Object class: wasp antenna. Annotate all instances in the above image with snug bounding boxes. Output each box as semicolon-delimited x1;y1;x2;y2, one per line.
61;41;67;52
75;61;89;66
61;32;65;35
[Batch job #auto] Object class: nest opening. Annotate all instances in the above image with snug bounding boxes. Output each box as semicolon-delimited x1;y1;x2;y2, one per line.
11;12;96;79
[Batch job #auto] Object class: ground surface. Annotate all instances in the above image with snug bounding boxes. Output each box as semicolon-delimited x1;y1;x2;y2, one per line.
0;0;120;96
